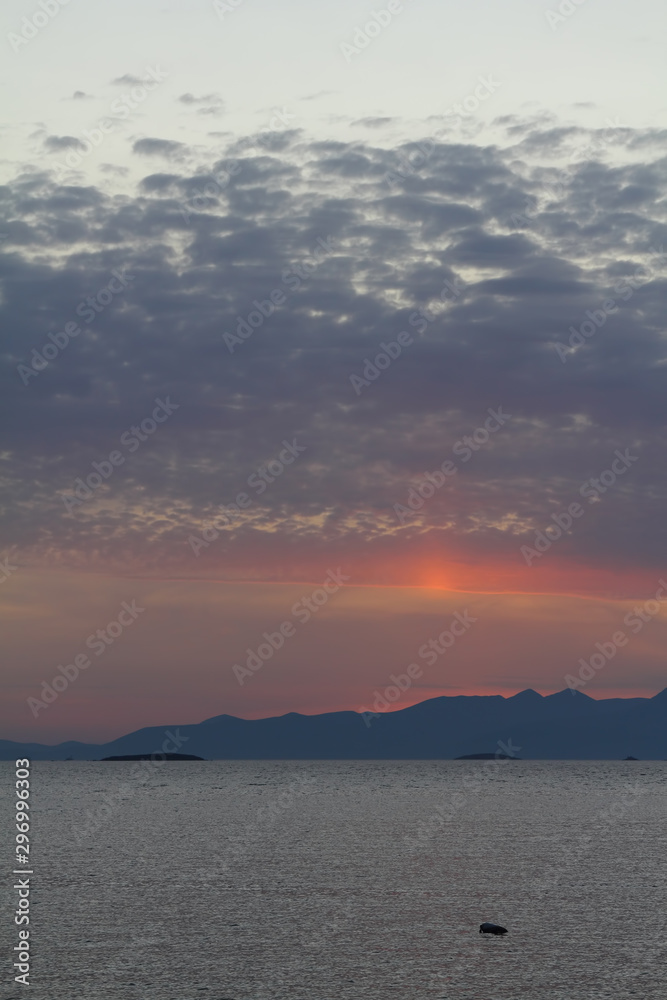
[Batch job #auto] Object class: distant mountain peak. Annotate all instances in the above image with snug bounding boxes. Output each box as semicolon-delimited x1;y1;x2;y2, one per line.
546;688;594;701
509;688;543;701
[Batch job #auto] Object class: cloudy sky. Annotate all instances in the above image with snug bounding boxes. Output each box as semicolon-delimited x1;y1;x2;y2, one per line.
2;0;667;743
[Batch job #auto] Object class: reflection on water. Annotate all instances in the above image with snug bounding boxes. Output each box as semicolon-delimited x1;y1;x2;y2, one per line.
2;760;666;999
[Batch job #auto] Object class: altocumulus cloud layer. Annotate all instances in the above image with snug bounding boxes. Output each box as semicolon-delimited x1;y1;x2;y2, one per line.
2;115;667;591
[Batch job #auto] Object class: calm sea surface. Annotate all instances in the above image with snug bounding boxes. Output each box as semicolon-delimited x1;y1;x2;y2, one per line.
1;760;666;999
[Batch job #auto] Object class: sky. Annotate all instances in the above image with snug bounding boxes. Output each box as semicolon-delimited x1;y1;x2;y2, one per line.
1;0;667;744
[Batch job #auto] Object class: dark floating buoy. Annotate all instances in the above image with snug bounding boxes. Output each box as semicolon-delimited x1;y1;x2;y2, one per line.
479;922;508;935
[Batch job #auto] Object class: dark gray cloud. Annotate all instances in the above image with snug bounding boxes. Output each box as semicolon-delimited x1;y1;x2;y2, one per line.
178;93;225;116
1;119;667;575
44;135;87;152
132;138;186;158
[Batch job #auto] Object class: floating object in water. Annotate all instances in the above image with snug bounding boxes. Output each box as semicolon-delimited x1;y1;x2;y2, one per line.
479;922;508;935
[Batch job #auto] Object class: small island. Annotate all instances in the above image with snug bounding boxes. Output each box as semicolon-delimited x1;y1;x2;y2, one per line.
101;753;205;761
456;752;521;760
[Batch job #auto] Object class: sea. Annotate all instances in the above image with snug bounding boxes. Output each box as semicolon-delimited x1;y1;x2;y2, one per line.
1;760;666;999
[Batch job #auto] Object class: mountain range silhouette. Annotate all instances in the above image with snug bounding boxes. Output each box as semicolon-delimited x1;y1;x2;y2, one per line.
3;688;667;759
